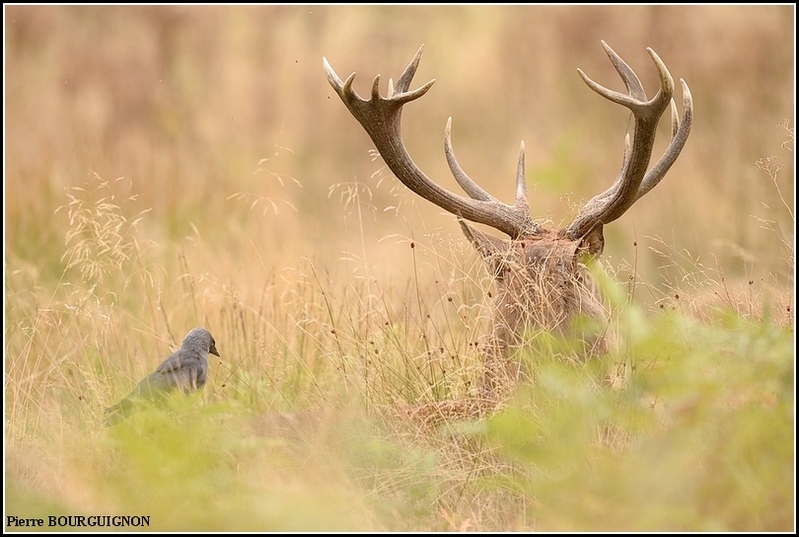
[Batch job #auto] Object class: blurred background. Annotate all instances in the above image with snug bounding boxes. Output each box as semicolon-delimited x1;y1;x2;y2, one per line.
5;5;794;295
4;6;794;531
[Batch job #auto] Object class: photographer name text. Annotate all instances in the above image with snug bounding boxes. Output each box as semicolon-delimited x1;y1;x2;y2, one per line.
7;515;150;528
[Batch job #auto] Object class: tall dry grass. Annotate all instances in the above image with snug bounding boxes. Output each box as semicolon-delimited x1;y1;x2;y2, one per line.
4;5;794;531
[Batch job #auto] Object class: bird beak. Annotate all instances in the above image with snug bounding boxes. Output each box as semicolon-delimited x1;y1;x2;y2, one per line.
210;345;220;357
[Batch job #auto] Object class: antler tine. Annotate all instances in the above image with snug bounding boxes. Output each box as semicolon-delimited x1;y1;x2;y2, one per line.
395;44;425;94
445;117;496;202
670;95;680;139
515;142;530;210
635;79;693;200
599;40;646;101
322;55;435;109
577;42;673;117
370;74;382;101
322;56;345;90
646;47;676;110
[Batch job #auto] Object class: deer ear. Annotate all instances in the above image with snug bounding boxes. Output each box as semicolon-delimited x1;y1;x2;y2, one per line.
459;219;511;279
459;219;507;257
579;223;605;257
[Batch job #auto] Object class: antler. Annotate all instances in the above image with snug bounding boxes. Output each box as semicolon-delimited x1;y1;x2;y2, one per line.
323;45;540;240
564;40;693;240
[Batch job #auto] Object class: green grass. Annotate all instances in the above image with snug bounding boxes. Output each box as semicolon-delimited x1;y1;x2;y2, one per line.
4;5;795;532
5;169;793;530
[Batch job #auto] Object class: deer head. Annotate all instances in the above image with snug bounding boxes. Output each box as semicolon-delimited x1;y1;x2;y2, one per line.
323;42;693;397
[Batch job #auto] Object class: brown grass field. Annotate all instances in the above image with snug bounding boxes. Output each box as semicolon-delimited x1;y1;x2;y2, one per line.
4;5;794;531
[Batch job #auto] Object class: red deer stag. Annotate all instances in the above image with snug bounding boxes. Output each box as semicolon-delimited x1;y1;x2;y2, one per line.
323;42;692;400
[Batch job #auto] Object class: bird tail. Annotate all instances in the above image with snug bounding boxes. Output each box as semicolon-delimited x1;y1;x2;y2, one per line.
102;398;139;427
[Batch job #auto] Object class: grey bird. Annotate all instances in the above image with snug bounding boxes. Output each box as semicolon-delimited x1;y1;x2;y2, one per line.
103;327;220;427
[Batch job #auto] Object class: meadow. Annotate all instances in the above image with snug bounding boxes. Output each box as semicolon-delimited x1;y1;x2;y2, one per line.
4;5;794;531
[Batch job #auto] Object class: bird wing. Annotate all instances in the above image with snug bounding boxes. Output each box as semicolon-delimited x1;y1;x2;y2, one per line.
153;350;205;393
